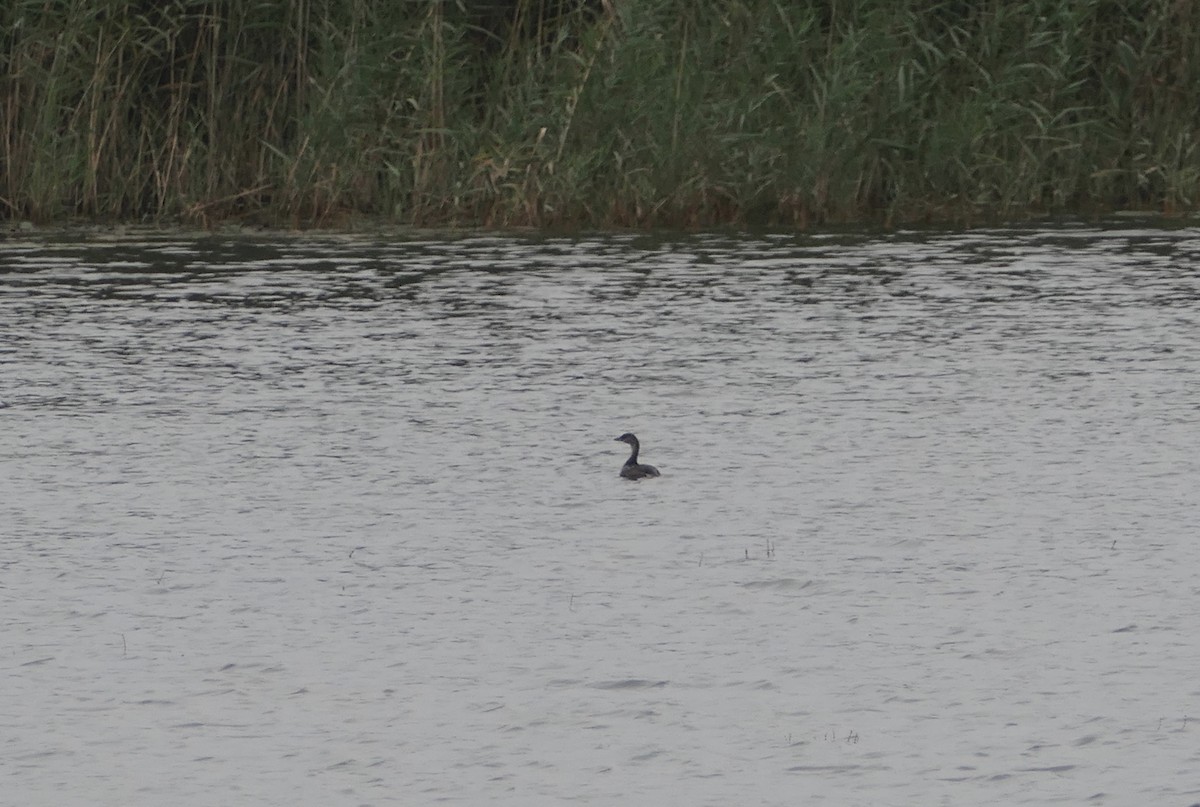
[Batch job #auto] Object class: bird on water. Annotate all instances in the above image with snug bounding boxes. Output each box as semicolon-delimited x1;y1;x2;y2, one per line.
614;433;661;480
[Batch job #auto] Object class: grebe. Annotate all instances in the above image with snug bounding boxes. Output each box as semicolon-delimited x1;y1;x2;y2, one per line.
614;433;660;480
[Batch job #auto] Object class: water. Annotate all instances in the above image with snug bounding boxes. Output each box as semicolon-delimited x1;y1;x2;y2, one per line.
3;226;1199;805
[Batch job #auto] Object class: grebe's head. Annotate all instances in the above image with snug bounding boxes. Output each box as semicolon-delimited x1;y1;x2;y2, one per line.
614;433;638;446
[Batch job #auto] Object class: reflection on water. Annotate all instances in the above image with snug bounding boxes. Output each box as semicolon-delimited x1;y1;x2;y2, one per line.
3;225;1200;805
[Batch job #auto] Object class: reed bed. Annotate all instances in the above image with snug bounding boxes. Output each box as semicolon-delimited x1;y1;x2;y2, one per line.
3;0;1199;227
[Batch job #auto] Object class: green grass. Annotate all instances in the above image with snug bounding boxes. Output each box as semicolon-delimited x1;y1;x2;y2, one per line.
2;0;1199;227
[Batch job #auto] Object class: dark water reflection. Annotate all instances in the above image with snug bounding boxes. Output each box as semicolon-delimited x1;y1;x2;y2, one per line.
2;224;1200;805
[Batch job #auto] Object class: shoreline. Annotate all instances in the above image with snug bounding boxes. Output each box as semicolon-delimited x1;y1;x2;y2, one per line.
2;208;1194;243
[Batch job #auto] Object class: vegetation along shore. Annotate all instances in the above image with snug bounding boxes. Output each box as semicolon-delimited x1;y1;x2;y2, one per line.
3;0;1200;229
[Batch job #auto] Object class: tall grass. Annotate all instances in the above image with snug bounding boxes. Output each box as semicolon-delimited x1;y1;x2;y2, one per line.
2;0;1199;227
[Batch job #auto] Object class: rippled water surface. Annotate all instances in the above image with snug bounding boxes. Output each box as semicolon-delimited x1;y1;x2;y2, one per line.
4;226;1200;805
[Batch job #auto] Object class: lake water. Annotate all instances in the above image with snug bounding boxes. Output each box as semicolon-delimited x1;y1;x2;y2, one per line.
3;225;1199;805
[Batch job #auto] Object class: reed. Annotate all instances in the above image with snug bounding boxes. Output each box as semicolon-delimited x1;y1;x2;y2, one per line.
2;0;1199;227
